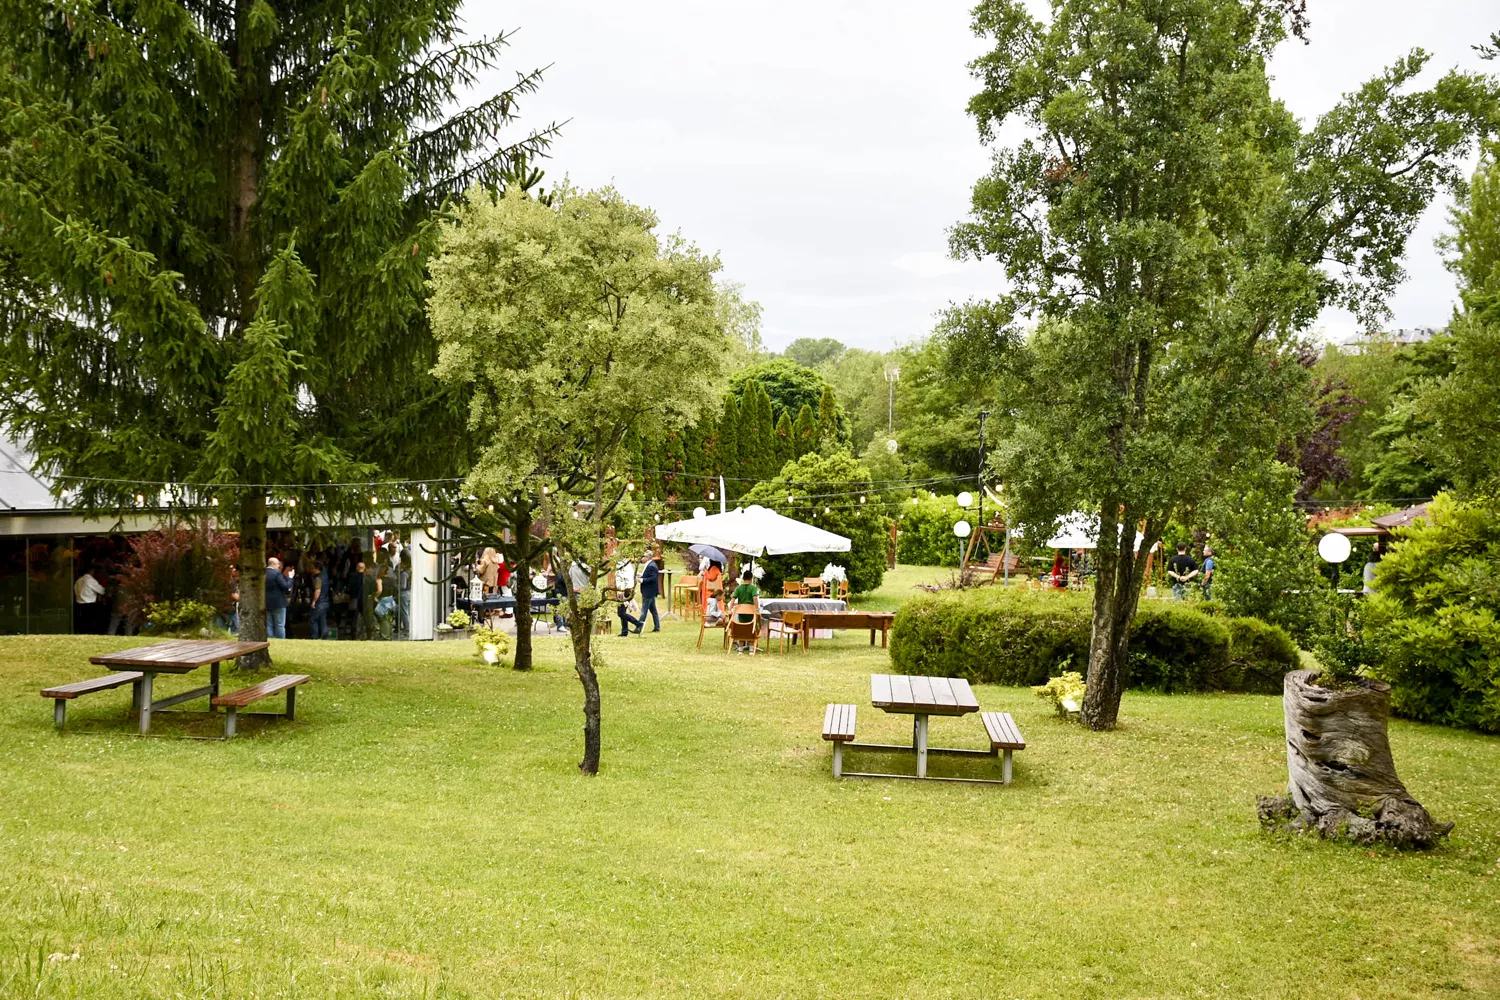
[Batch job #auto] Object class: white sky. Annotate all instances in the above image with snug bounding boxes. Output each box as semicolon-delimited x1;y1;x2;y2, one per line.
468;1;1496;352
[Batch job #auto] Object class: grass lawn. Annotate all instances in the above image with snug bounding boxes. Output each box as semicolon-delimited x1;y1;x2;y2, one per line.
2;587;1498;998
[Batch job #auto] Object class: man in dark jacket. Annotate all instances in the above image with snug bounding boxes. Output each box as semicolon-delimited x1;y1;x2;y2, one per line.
637;551;662;633
309;560;332;639
264;557;293;639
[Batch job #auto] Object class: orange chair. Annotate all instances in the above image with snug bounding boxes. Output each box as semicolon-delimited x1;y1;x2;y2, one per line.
674;574;701;620
803;577;827;598
697;583;727;648
782;580;806;598
770;610;805;653
724;604;763;654
837;579;850;601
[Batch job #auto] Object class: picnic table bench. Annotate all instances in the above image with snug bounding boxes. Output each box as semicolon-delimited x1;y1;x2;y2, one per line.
42;671;145;729
83;639;271;734
820;674;1024;784
213;674;311;738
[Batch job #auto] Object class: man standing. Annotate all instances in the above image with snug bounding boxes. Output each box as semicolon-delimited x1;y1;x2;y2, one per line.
309;560;332;639
348;559;367;639
1201;546;1216;602
73;567;107;634
358;560;377;640
614;556;642;636
637;550;662;633
397;550;413;638
264;557;293;638
1166;543;1198;601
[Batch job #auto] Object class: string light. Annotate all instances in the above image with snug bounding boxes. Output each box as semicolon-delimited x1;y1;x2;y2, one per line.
859;495;866;504
487;503;494;511
210;497;219;507
134;493;144;505
288;497;297;507
709;490;716;500
369;494;378;506
626;480;635;493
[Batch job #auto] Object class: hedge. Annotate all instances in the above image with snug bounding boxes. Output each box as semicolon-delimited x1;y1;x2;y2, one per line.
889;588;1298;694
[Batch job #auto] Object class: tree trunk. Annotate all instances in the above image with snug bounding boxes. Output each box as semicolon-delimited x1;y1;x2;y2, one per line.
1082;507;1150;731
571;607;601;775
236;492;271;669
1258;669;1452;848
512;565;533;670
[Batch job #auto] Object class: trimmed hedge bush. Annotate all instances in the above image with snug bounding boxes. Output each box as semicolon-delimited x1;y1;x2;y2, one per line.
889;588;1298;694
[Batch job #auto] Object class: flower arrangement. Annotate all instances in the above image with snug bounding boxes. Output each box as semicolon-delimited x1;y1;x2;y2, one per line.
820;563;848;584
1033;671;1086;718
750;562;764;582
447;609;472;630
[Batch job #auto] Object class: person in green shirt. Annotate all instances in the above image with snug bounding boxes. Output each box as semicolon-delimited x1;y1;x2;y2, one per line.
731;568;759;652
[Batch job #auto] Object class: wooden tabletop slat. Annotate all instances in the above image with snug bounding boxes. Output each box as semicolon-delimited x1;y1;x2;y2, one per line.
951;678;980;711
90;639;270;672
888;674;914;709
870;673;892;706
929;678;958;709
908;674;934;708
870;673;980;716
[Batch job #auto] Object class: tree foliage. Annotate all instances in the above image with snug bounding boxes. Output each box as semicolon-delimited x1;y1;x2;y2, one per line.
946;0;1497;729
427;183;732;774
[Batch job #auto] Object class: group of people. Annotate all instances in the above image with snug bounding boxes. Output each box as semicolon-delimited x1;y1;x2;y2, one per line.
1165;542;1216;601
264;533;412;640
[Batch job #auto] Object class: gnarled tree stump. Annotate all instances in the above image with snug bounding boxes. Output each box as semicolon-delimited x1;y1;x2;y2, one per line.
1257;669;1452;848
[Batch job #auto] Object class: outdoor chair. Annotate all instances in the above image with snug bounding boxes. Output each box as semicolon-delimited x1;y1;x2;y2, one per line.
724;604;764;654
770;610;804;653
803;577;826;598
782;580;806;598
837;580;850;600
697;588;728;648
674;574;701;620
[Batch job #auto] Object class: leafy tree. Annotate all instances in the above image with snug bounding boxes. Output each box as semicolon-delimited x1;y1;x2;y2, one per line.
729;359;838;426
740;452;892;594
427;184;731;774
822;347;893;450
1409;151;1500;493
816;385;843;453
792;403;817;458
718;281;767;361
894;334;992;480
784;337;846;368
0;2;552;664
947;0;1496;729
1281;346;1363;498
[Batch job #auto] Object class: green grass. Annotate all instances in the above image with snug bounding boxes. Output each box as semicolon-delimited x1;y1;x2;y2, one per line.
2;603;1498;998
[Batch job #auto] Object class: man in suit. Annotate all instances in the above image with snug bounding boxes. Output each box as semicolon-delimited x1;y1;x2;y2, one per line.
264;557;293;639
637;550;662;633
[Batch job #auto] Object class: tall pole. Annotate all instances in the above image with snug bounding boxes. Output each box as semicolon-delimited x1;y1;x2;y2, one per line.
977;409;989;530
884;363;900;435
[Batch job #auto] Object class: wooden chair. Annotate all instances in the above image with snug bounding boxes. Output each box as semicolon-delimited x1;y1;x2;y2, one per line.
674;574;701;620
697;588;728;648
770;611;804;653
724;604;763;653
782;580;806;598
836;579;850;601
803;577;826;598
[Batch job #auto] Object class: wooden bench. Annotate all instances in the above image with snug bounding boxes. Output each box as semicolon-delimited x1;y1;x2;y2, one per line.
212;674;310;739
41;672;145;729
822;703;857;777
981;711;1026;784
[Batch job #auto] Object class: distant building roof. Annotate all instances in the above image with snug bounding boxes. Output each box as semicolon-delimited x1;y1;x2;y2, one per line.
0;436;64;512
1335;327;1442;352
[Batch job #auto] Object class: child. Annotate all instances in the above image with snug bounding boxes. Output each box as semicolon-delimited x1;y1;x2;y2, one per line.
731;567;759;652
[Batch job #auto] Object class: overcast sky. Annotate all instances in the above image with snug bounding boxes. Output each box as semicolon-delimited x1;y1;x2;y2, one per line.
468;1;1496;353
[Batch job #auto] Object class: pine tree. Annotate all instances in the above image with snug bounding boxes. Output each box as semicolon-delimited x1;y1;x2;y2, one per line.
739;383;775;481
0;3;552;659
816;385;842;453
774;411;795;473
793;404;817;458
717;394;742;497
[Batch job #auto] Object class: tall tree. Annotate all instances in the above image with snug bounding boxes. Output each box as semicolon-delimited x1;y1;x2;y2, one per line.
792;403;817;458
427;184;730;774
0;2;552;661
716;393;741;496
783;336;846;368
815;384;842;454
773;410;795;472
739;382;776;482
948;0;1497;729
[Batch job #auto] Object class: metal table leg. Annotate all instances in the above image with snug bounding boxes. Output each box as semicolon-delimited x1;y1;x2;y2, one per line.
915;713;929;778
137;672;155;735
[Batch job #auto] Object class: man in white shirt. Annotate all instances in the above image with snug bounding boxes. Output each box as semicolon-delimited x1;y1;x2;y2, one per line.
74;570;107;634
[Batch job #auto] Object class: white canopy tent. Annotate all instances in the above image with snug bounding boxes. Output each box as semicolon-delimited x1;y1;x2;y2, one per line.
1045;512;1152;552
655;505;851;556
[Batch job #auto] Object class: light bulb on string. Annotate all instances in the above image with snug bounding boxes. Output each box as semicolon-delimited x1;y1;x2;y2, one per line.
709;490;716;501
370;494;378;506
859;495;866;504
626;480;635;493
210;497;219;507
288;497;297;508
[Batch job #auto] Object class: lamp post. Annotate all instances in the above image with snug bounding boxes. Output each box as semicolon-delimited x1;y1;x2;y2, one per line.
953;518;972;569
884;363;901;434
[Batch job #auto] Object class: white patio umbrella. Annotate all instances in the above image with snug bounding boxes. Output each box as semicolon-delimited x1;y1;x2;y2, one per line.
1045;512;1150;552
655;504;851;556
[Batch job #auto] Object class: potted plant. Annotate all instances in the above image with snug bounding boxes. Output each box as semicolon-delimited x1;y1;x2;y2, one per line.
1257;594;1451;847
435;608;472;641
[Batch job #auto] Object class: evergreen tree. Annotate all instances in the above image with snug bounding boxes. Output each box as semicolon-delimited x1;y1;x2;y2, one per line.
0;3;552;659
792;404;817;458
717;394;742;496
816;385;842;453
774;411;795;473
740;382;776;481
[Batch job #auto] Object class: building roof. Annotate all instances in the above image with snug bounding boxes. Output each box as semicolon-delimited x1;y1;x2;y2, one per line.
0;436;64;512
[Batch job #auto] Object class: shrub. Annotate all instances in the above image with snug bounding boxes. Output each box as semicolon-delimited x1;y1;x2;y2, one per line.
117;524;238;624
1033;671;1085;717
472;624;512;662
1366;495;1500;732
140;598;219;636
447;609;472;629
890;587;1296;694
896;495;968;567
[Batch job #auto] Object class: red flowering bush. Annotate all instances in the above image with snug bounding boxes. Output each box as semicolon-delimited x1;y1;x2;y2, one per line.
117;524;238;623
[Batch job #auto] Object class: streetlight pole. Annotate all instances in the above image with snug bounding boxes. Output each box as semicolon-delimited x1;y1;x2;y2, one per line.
884;363;901;435
977;409;989;529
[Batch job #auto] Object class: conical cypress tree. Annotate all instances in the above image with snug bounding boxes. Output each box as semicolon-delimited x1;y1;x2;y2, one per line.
0;3;553;657
817;385;842;453
739;383;775;482
718;394;742;496
774;411;796;472
793;403;817;458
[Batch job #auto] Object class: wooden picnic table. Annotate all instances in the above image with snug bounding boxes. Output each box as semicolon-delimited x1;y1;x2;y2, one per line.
90;639;270;734
868;673;982;778
795;611;895;650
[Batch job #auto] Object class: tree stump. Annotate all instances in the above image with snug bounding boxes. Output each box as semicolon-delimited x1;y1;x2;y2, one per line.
1257;669;1452;848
